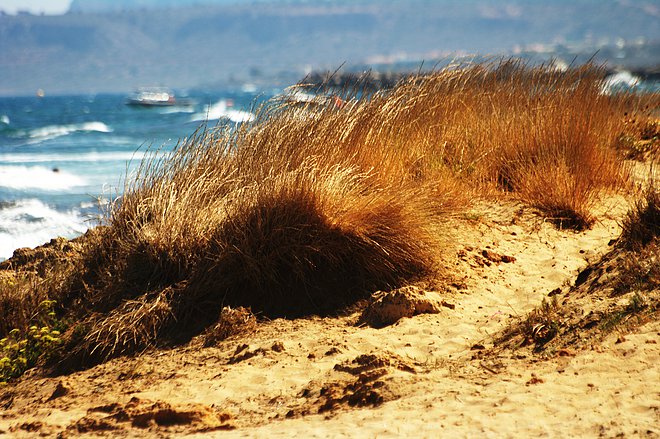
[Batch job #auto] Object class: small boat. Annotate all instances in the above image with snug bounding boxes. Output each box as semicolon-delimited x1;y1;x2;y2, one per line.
277;86;346;109
126;88;192;107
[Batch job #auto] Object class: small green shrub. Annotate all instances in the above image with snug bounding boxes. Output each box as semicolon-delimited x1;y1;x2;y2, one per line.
599;292;652;334
0;300;65;384
496;297;562;351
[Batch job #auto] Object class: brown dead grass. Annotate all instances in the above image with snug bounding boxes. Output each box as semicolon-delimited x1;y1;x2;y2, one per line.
620;185;660;248
614;93;660;161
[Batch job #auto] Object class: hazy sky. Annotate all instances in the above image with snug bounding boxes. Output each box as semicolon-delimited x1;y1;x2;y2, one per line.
0;0;72;15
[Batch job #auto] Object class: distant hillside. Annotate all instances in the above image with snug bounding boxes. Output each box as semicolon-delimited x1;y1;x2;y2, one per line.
67;0;273;13
0;0;659;95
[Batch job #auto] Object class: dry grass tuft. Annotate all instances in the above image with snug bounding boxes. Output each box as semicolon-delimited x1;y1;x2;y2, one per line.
45;84;455;369
620;185;660;248
446;60;627;229
64;134;446;363
614;93;660;161
201;307;257;347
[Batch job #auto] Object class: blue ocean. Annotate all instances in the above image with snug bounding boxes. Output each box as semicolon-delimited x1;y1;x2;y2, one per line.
0;89;270;260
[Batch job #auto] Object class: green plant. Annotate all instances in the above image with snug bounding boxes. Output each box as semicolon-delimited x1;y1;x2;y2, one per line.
0;236;87;339
0;300;64;384
599;292;650;334
496;297;562;351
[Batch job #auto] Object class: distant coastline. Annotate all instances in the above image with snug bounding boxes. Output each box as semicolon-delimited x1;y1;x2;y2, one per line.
1;0;658;97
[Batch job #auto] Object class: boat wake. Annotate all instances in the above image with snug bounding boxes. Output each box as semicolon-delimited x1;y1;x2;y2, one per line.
190;99;255;123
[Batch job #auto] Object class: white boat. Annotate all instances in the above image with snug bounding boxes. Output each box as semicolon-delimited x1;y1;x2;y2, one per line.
277;86;346;109
126;88;192;107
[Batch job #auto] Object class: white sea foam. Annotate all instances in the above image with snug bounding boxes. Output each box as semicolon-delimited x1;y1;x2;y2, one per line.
0;165;86;190
27;121;112;141
601;71;640;94
190;100;255;123
0;115;9;125
0;150;146;164
0;199;89;261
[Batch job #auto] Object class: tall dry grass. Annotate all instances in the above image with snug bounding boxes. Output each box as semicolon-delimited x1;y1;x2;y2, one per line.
370;60;628;229
49;91;461;368
0;59;646;372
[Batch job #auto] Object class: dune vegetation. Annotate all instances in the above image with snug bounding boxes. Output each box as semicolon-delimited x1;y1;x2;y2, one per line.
0;60;657;380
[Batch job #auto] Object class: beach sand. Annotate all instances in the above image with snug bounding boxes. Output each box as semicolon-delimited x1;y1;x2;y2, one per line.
0;193;658;438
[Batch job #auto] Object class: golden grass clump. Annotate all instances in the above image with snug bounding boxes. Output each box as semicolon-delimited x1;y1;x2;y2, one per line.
50;92;457;368
392;60;628;229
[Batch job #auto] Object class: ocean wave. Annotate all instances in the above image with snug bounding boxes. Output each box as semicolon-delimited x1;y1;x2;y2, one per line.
27;121;112;141
158;106;196;115
0;199;89;261
79;197;110;209
601;71;641;94
190;99;255;123
0;165;86;190
0;150;146;164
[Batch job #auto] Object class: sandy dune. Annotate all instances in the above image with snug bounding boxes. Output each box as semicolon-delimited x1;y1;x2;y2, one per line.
1;196;658;438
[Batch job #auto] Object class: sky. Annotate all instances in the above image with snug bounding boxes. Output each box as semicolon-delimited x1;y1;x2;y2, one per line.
0;0;72;15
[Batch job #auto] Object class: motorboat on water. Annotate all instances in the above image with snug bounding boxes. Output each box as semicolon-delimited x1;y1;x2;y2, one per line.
126;88;193;107
277;86;346;109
